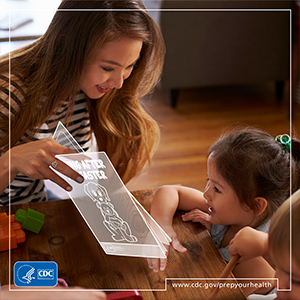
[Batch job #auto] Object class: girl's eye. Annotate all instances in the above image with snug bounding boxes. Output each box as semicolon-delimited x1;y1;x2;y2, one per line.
206;178;221;193
214;187;221;193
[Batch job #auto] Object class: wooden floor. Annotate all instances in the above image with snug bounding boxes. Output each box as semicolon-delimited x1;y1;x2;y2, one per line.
126;82;299;192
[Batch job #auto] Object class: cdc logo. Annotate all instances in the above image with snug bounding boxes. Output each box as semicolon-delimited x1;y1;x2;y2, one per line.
38;269;54;280
14;262;57;287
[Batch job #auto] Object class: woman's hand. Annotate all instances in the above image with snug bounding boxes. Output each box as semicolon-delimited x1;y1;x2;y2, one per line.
181;209;212;231
146;224;187;272
2;138;84;193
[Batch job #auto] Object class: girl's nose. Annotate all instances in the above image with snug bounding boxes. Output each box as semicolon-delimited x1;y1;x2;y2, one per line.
203;181;211;200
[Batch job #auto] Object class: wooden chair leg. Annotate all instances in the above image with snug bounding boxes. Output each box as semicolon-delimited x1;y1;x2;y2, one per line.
275;80;285;100
170;89;179;108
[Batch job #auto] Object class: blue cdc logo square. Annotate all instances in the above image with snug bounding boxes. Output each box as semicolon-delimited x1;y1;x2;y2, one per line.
14;261;58;287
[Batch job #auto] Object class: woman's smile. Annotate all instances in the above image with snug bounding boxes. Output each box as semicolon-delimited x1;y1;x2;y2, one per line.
96;85;110;94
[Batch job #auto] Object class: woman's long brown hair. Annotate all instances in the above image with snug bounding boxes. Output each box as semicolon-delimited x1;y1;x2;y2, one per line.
0;0;165;183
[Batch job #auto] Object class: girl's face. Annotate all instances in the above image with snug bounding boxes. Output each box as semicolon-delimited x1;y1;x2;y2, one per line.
274;252;300;300
203;155;255;228
79;37;143;99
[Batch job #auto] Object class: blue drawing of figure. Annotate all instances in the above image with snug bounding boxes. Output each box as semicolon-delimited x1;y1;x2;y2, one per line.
84;182;137;243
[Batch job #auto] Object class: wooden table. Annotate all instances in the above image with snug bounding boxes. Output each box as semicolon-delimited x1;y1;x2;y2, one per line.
0;189;246;300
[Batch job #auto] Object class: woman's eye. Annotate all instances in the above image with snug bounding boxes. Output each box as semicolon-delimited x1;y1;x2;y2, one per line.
102;67;114;72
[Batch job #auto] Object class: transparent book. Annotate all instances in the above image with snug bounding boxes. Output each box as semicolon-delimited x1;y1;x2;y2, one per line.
52;122;171;258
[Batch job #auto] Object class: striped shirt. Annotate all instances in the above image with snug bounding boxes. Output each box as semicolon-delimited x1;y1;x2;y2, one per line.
0;73;91;205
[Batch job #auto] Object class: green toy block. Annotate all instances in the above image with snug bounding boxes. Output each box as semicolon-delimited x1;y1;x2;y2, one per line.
14;208;45;234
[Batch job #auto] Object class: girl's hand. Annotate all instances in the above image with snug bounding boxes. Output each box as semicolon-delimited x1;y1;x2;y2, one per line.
8;138;84;192
146;224;187;272
228;227;268;263
181;209;212;231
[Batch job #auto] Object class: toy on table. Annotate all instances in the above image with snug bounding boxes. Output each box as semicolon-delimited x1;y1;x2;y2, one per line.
0;212;26;252
14;208;45;234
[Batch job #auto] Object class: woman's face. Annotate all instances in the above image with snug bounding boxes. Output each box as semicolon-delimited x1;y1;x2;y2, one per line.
79;37;143;99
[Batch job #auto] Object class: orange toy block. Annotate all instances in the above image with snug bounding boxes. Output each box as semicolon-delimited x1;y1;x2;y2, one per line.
0;212;26;252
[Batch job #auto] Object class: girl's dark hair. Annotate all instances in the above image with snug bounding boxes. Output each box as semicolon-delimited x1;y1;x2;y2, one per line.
209;128;300;222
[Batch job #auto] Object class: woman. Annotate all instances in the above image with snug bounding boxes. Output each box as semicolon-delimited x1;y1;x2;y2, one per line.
0;0;165;205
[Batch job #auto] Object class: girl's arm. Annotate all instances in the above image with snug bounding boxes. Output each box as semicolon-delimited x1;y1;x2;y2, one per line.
148;185;207;272
151;185;210;233
228;227;276;296
232;256;276;296
228;227;272;265
150;185;208;226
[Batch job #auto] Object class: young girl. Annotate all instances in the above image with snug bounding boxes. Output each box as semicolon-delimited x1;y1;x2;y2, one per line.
229;188;300;300
0;0;165;205
148;128;300;296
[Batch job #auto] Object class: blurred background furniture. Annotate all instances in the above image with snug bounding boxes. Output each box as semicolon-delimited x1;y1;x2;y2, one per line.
0;0;61;55
1;1;297;108
145;1;294;107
